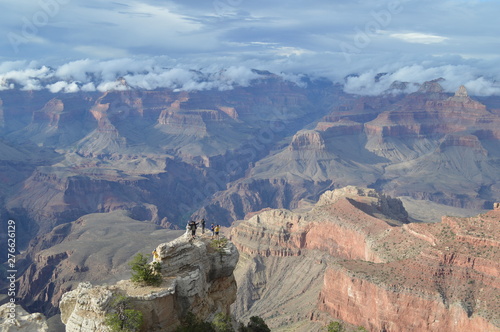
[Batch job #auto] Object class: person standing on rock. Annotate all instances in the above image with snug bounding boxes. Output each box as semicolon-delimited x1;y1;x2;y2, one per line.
210;223;215;237
189;220;198;239
214;224;220;240
201;218;206;234
152;249;160;262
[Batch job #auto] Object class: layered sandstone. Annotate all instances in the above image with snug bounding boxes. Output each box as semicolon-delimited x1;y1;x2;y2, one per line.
60;234;239;332
231;186;500;331
0;304;48;332
289;130;326;151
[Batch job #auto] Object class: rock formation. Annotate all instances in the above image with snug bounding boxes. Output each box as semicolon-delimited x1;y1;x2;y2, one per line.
60;234;239;331
0;304;49;332
231;186;500;331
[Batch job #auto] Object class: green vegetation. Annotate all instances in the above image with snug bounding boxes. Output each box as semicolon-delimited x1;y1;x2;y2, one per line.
211;237;230;263
129;253;162;286
174;312;270;332
326;321;345;332
213;313;234;332
105;295;143;332
210;237;229;253
240;316;271;332
174;312;216;332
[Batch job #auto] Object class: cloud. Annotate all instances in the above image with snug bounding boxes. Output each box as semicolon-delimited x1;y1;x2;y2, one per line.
47;81;80;93
0;58;264;93
343;63;500;96
464;77;500;96
389;32;449;44
1;55;500;97
0;65;52;91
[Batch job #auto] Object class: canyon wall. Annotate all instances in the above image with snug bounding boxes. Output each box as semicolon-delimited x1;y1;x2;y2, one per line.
231;187;500;331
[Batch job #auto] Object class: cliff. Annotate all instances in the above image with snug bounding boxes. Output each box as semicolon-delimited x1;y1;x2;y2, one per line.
231;186;500;331
60;234;239;331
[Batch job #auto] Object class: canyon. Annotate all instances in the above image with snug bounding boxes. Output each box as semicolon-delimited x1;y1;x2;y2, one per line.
0;74;499;330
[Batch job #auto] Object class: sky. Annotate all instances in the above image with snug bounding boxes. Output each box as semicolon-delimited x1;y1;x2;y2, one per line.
0;0;499;95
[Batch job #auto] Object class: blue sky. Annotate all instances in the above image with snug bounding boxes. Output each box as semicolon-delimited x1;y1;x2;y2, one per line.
0;0;499;95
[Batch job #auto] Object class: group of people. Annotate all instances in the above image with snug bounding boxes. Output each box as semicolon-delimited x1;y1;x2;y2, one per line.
187;218;221;240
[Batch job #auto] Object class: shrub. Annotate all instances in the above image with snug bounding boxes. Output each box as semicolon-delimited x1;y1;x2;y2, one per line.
326;321;345;332
105;295;143;332
129;253;162;286
174;312;215;332
212;313;234;332
245;316;271;332
210;237;229;252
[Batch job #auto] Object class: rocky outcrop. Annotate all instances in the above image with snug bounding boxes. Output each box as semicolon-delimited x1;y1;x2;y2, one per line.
32;99;65;126
289;130;326;151
231;186;500;331
60;235;239;332
0;304;48;332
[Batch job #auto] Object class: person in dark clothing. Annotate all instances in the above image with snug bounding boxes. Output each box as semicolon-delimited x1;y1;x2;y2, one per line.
188;220;198;239
201;218;206;234
210;223;215;237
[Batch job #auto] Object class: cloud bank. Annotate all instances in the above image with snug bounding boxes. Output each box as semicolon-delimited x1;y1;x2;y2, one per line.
0;59;263;93
343;62;500;96
0;57;499;97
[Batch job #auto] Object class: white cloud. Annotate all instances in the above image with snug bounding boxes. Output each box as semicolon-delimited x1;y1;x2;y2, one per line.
81;82;96;92
97;81;129;92
464;77;500;96
47;81;80;93
343;63;500;96
0;66;52;91
389;32;449;44
1;56;499;97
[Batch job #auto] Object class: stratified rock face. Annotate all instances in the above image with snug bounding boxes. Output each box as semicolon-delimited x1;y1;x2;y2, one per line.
60;235;239;332
231;186;500;332
289;130;326;151
0;304;48;332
